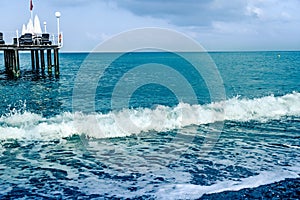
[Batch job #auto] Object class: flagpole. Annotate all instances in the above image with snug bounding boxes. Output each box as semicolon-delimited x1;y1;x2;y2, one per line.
30;0;33;21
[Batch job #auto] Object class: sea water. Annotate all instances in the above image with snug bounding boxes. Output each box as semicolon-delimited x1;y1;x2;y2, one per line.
0;51;299;199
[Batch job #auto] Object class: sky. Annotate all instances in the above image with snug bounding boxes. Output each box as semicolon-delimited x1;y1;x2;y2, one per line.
0;0;299;52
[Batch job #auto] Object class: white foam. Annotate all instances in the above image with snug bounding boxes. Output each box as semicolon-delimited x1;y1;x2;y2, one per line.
156;169;300;199
0;112;77;140
0;92;299;140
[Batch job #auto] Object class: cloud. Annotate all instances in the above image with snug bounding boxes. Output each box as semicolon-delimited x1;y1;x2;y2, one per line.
108;0;300;51
113;0;300;26
113;0;248;26
246;0;300;21
246;5;264;19
1;0;299;51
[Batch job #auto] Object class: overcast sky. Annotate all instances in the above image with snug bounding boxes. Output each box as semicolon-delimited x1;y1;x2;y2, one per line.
0;0;299;52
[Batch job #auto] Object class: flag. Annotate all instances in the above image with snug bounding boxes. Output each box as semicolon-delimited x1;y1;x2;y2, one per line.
30;0;33;11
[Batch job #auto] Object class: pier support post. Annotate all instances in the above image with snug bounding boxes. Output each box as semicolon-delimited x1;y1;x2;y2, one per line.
54;48;59;76
35;50;40;72
3;50;8;72
4;50;11;72
13;50;20;77
7;50;13;74
40;50;45;73
47;49;52;74
7;50;11;72
31;50;35;71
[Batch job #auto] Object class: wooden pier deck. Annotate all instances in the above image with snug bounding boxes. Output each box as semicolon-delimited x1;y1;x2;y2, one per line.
0;44;60;77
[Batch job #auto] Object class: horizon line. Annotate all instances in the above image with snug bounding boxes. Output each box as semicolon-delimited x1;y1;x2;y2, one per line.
58;49;300;53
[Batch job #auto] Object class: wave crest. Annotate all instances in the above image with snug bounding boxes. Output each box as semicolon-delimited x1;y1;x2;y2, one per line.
0;92;299;140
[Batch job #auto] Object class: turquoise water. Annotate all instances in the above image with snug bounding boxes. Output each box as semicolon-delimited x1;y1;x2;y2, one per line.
0;51;300;199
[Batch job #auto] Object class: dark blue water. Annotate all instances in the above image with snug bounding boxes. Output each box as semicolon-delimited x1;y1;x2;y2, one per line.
0;51;299;199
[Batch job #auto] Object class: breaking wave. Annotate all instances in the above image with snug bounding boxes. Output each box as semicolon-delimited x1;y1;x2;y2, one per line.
0;92;299;140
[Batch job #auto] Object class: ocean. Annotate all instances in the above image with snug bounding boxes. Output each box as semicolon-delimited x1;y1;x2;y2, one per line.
0;51;299;199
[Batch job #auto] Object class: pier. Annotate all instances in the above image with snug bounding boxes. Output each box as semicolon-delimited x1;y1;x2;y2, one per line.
0;44;60;77
0;2;62;78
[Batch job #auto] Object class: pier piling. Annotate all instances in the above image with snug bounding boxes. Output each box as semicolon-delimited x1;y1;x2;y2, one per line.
31;50;35;71
35;50;40;72
47;49;52;74
40;50;45;73
1;45;60;78
54;48;59;76
14;50;20;77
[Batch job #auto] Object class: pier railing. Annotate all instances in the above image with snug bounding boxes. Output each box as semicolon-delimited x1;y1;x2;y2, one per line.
0;31;63;48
